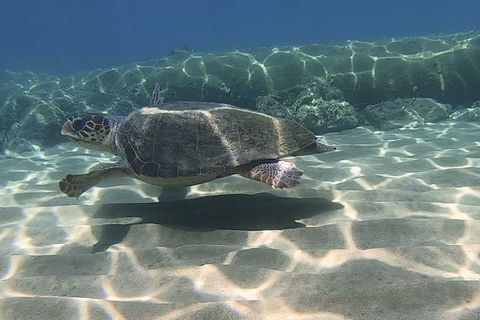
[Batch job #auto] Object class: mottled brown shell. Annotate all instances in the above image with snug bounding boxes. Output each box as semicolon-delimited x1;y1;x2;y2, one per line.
117;102;316;178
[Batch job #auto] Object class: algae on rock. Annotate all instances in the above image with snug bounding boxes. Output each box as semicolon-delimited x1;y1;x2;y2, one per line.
363;98;451;130
296;99;359;133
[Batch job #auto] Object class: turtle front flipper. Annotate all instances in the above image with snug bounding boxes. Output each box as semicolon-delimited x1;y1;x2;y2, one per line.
59;161;129;199
238;160;303;188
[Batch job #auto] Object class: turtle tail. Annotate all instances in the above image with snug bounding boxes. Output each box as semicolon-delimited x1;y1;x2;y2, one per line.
291;141;336;156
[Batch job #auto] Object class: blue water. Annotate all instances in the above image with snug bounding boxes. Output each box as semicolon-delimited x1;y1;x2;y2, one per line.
0;0;479;74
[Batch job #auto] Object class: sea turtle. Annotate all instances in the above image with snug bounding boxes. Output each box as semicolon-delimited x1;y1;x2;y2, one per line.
59;85;336;198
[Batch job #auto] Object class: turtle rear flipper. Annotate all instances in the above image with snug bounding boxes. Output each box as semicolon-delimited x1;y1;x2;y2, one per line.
59;161;129;199
238;160;303;188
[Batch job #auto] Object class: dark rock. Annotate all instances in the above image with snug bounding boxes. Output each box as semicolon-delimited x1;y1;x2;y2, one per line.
448;101;480;121
363;98;451;130
4;137;41;156
280;79;345;107
255;95;293;119
0;81;23;108
295;99;360;134
256;79;352;133
16;102;65;146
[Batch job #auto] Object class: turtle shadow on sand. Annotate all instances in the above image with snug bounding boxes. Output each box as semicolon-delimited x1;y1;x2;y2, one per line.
89;193;343;253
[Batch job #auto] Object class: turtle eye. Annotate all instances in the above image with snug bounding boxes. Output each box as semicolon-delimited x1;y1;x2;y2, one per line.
72;119;86;131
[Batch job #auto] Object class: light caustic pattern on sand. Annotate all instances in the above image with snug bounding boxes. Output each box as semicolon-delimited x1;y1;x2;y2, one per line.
1;121;480;319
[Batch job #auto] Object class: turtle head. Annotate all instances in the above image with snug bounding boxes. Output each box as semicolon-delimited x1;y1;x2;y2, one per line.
61;114;118;152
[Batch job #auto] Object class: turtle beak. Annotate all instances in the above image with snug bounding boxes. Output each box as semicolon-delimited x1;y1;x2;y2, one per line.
61;121;81;140
61;122;73;136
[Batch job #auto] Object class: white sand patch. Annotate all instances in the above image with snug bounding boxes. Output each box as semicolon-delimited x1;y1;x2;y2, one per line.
1;121;480;318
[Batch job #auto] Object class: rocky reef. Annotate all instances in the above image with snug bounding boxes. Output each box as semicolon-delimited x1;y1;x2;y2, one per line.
362;98;452;130
1;31;480;151
449;101;480;121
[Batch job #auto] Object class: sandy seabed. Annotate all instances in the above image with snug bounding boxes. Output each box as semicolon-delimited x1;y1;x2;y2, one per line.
1;121;480;319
